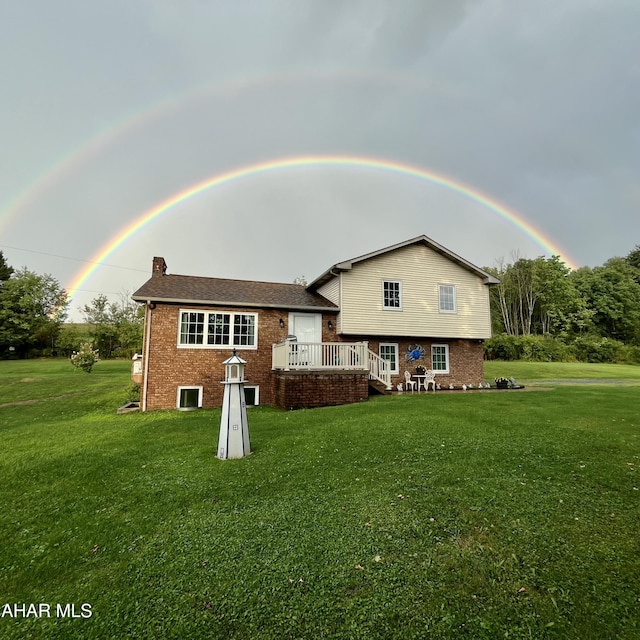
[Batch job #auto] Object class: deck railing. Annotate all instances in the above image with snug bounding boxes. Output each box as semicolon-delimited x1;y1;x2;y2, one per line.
367;349;392;390
272;340;391;389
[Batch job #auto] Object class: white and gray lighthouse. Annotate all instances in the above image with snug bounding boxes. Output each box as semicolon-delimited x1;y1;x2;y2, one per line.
217;349;251;459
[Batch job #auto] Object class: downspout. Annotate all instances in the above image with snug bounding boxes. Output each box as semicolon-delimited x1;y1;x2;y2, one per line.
142;301;153;411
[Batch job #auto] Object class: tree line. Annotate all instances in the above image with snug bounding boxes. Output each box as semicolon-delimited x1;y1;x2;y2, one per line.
484;245;640;363
0;251;143;359
2;245;640;363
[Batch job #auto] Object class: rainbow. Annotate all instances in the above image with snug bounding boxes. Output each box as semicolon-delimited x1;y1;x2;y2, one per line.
0;68;442;234
65;155;577;302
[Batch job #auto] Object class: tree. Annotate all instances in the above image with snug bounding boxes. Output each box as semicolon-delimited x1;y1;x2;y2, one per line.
487;257;516;335
0;251;13;283
626;244;640;283
81;293;143;358
570;259;640;345
487;255;586;337
532;255;588;335
0;268;69;357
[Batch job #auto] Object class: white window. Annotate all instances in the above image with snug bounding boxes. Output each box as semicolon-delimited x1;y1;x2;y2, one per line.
180;312;205;345
379;343;399;374
177;386;203;410
383;280;402;309
438;285;456;313
244;385;259;407
431;344;450;373
178;311;257;348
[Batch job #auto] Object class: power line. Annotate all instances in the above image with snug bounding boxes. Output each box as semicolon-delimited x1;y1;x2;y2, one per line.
71;288;137;296
0;244;149;273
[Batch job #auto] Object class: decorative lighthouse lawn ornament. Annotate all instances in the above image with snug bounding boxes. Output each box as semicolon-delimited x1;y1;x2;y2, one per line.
217;349;251;459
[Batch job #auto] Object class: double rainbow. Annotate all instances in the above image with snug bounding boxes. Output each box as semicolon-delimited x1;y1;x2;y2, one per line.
65;154;576;301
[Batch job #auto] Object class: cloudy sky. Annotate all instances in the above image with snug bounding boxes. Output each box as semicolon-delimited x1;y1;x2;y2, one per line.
1;0;638;319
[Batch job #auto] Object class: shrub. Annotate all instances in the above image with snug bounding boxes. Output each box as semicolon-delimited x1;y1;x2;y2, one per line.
483;334;523;360
617;344;640;365
520;335;571;362
126;383;141;402
570;335;623;363
484;334;570;362
70;343;100;373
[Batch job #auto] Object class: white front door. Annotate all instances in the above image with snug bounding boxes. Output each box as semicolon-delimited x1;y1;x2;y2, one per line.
290;313;321;343
289;313;322;365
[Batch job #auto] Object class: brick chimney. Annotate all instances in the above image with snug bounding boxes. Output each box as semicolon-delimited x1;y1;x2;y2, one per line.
152;257;167;277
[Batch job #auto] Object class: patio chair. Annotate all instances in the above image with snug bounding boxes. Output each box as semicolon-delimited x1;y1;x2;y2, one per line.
423;369;436;391
403;371;417;392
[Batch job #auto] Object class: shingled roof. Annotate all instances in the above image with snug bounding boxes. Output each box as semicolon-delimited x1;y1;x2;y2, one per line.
132;268;338;312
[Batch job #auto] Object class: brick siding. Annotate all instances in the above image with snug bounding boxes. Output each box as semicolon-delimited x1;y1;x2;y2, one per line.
348;336;486;390
274;371;369;410
142;304;486;410
143;304;337;410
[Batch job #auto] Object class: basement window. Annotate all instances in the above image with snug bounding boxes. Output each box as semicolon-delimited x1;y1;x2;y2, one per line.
243;385;259;407
177;386;203;410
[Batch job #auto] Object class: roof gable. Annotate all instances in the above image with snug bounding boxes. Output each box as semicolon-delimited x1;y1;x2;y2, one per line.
308;235;499;288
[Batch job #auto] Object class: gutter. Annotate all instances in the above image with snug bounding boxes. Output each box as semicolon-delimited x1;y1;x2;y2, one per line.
131;296;338;312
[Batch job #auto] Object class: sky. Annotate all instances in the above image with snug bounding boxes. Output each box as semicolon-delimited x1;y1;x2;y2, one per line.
1;0;638;320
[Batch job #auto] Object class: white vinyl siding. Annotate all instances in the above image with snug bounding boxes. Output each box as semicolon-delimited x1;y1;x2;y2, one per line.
338;244;492;339
317;277;340;306
316;277;341;333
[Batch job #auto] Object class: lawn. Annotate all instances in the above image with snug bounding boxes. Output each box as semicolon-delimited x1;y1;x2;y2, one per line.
1;359;639;639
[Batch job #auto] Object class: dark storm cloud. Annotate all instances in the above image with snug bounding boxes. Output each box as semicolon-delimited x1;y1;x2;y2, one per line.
0;0;638;318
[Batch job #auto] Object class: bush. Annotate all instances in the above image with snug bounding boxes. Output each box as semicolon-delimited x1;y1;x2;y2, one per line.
617;344;640;365
485;333;640;364
484;334;571;362
483;334;523;361
125;383;141;402
519;335;570;362
70;343;100;373
570;335;624;363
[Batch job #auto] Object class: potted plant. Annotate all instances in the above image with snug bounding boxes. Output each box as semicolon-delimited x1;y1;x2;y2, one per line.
416;365;426;375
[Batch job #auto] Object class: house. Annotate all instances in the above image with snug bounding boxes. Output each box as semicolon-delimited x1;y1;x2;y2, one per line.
131;235;499;410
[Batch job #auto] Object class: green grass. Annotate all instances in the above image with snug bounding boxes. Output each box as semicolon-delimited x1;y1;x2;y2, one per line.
485;360;640;385
1;359;639;639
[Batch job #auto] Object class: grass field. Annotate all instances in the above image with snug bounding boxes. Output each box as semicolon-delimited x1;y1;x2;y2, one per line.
1;359;639;639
